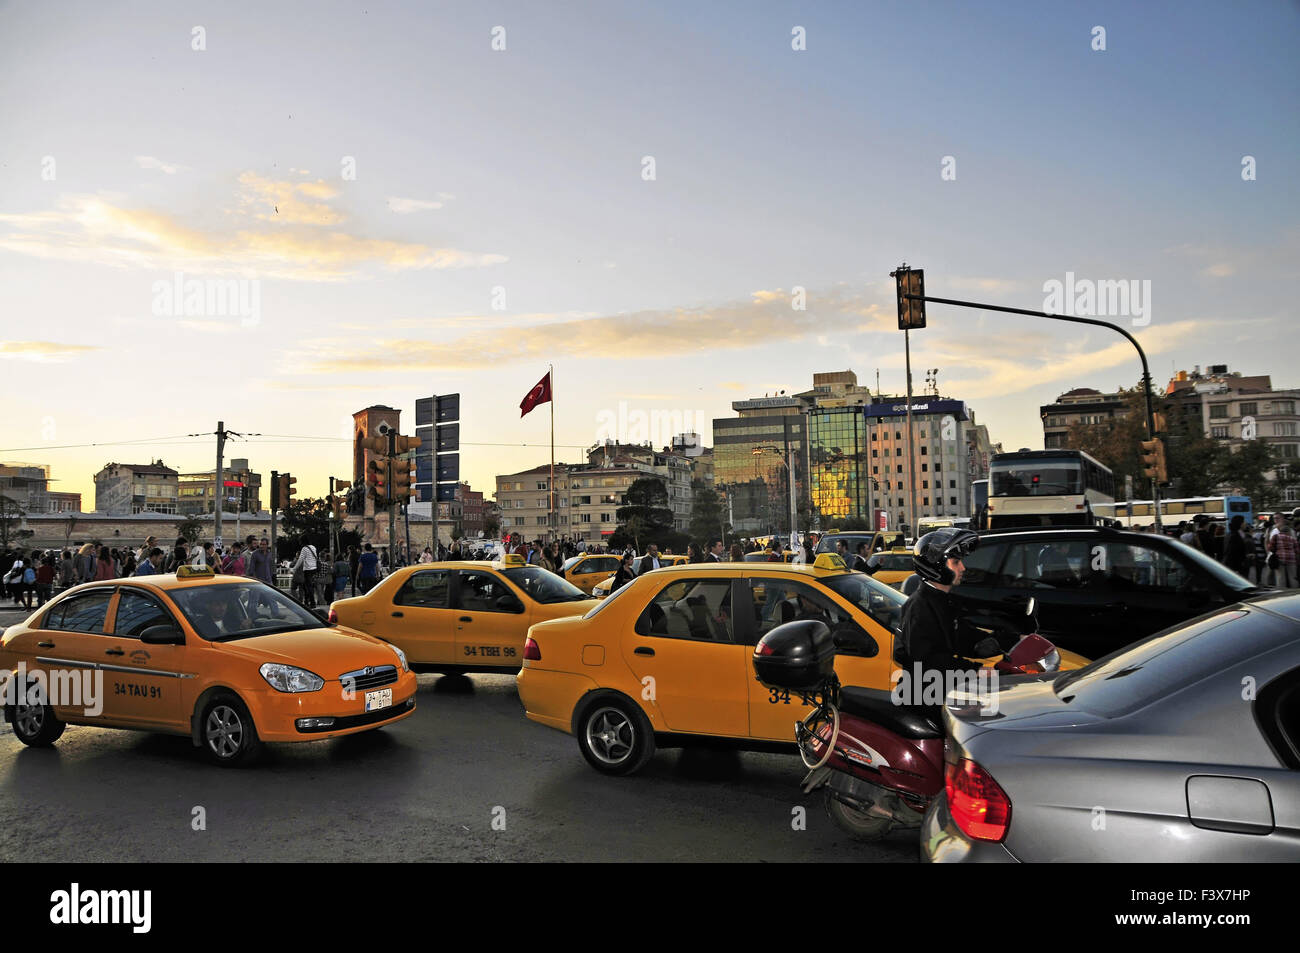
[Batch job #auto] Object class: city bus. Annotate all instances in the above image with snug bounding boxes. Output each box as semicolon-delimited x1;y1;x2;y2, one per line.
985;449;1115;529
1095;495;1253;530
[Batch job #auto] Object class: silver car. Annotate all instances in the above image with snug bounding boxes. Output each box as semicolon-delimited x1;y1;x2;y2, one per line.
923;592;1300;861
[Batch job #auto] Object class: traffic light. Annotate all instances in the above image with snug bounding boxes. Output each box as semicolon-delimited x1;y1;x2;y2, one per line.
394;435;422;454
358;435;389;454
390;461;415;502
277;473;297;507
367;460;386;505
892;266;926;330
1140;438;1168;484
270;470;279;511
1152;412;1168;434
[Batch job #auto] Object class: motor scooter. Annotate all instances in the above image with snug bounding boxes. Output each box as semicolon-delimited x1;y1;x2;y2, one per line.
753;599;1061;841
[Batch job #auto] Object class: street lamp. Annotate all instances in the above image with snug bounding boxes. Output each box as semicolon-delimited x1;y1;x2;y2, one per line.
752;446;797;545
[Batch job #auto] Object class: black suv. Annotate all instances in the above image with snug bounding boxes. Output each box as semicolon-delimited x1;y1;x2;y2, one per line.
948;527;1265;658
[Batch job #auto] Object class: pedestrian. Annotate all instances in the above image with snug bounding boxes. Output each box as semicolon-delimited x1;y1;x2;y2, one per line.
77;542;97;583
136;535;158;564
611;553;635;591
135;547;165;575
420;545;434;564
707;539;724;562
247;537;275;586
241;536;259;577
290;539;320;606
58;549;75;591
201;541;221;571
1267;516;1298;589
729;543;745;562
358;544;380;594
1222;515;1249;576
222;542;246;575
165;538;188;573
94;545;116;581
637;544;662;575
34;554;55;606
687;542;705;564
333;551;350;601
348;544;360;596
14;552;34;610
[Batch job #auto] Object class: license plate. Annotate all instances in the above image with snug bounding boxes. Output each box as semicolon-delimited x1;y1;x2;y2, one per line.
364;688;392;712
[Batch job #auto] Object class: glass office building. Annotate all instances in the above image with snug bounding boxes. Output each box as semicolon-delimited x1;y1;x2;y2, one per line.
808;406;871;523
713;397;807;535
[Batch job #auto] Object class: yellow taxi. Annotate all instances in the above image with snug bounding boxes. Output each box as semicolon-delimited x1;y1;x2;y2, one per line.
0;566;417;766
329;555;597;671
517;555;1089;775
867;547;917;590
559;553;624;594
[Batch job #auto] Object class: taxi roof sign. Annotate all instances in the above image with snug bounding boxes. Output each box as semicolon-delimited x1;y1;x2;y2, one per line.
813;553;848;572
176;565;215;579
499;553;526;568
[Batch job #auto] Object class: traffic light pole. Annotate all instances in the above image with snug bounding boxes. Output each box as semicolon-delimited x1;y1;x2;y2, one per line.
269;470;279;561
387;430;397;567
903;292;1163;531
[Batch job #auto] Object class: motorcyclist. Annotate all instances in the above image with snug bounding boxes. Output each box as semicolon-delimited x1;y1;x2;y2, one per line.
896;528;984;676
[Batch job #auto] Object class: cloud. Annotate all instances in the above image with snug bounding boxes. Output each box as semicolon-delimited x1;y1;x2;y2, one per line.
387;197;444;214
135;155;182;175
0;175;508;281
0;340;101;362
289;286;893;374
1204;262;1235;278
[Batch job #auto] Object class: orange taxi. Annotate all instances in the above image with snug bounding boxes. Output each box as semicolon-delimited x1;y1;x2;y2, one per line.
517;555;1089;775
559;553;624;594
0;566;417;766
329;555;597;672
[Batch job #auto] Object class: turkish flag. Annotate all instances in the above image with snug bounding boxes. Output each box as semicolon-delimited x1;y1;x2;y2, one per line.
520;371;552;417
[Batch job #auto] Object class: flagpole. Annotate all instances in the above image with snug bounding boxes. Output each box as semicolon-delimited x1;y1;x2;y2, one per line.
549;364;555;543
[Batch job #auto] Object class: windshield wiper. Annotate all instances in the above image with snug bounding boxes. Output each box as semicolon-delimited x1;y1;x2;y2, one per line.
212;623;311;641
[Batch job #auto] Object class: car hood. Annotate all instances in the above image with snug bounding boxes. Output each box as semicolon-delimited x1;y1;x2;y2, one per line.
945;673;1107;734
211;626;399;677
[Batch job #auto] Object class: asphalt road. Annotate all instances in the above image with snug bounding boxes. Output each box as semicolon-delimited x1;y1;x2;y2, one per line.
0;649;919;862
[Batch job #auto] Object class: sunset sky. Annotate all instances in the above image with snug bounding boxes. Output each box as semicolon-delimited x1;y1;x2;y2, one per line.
1;0;1297;507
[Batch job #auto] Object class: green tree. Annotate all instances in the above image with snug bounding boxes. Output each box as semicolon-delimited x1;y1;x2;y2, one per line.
688;479;728;544
1063;385;1148;493
1218;439;1282;510
173;517;204;546
615;477;676;550
1164;411;1223;497
279;497;331;558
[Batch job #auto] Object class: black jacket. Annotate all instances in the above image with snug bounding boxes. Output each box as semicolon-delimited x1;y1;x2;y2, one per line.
898;582;982;675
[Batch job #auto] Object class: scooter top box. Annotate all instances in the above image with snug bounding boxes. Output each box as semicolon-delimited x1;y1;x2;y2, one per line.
753;619;836;691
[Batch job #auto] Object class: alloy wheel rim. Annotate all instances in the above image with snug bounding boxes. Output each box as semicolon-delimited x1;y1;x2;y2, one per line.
15;703;42;737
206;705;244;758
586;707;634;765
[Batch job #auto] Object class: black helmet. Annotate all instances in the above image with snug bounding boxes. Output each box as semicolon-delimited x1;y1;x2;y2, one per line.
912;528;978;584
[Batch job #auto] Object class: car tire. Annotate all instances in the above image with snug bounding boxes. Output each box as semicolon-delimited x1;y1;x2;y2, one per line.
576;695;655;776
199;694;261;767
8;687;66;748
824;789;894;841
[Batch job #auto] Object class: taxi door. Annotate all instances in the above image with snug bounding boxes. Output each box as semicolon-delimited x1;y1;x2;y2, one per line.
567;556;618;594
453;568;526;666
738;576;894;742
98;587;187;729
382;568;457;664
619;573;749;737
11;588;115;725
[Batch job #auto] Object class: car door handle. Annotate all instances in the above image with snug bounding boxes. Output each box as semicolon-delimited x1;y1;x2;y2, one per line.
37;640;55;648
105;648;125;656
634;646;655;657
459;616;472;623
391;611;404;618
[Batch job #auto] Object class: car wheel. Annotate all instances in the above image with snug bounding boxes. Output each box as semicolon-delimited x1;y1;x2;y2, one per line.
576;696;655;776
824;789;894;841
199;694;261;767
9;692;66;748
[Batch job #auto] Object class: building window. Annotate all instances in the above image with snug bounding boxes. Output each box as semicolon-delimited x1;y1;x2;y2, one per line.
1239;402;1258;416
949;480;957;488
1275;401;1296;416
872;466;879;474
1276;422;1297;437
536;481;547;490
920;446;927;456
872;449;878;457
896;465;902;473
580;513;592;523
1278;444;1299;459
1209;404;1229;419
921;463;928;472
950;497;957;505
1211;426;1229;438
600;513;612;522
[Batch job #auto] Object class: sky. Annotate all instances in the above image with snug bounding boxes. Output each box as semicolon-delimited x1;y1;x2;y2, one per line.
1;0;1297;506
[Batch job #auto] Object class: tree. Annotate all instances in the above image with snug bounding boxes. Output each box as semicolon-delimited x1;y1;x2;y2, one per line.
63;515;80;548
1164;411;1223;498
279;497;332;559
1063;385;1148;493
173;517;204;546
614;477;677;550
688;479;728;544
0;495;25;548
1218;439;1282;510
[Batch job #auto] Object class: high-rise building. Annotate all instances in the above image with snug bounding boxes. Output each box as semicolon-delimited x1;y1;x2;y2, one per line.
1040;388;1130;449
713;396;808;535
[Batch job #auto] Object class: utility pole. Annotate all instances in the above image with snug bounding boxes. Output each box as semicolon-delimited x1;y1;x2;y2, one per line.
387;429;397;566
270;469;279;559
214;420;226;548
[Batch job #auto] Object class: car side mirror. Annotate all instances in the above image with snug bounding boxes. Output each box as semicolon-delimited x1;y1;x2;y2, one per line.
140;624;184;645
495;595;523;613
973;636;1001;658
832;626;878;658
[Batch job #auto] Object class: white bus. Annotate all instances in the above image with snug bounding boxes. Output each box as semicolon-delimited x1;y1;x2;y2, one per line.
1094;496;1253;530
986;449;1115;529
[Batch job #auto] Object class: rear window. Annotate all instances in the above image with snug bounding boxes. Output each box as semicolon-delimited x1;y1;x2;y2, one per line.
878;553;913;571
1052;608;1296;717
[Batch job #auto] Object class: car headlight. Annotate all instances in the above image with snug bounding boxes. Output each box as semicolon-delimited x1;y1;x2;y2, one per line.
391;644;409;673
1041;648;1061;673
259;663;325;693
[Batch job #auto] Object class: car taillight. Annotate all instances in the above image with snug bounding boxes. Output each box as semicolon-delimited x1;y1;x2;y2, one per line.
523;637;541;661
327;607;338;624
754;640;775;656
945;758;1011;842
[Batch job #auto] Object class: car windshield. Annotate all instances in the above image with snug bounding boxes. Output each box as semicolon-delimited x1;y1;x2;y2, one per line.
878;552;914;571
821;572;907;633
584;580;634;619
560;556;583;573
501;567;590;603
1050;607;1296;717
1163;537;1257;592
990;458;1082;496
169;582;324;641
815;534;880;555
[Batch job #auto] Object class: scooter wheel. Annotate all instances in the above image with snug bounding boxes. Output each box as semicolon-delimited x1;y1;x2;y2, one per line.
824;788;894;842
